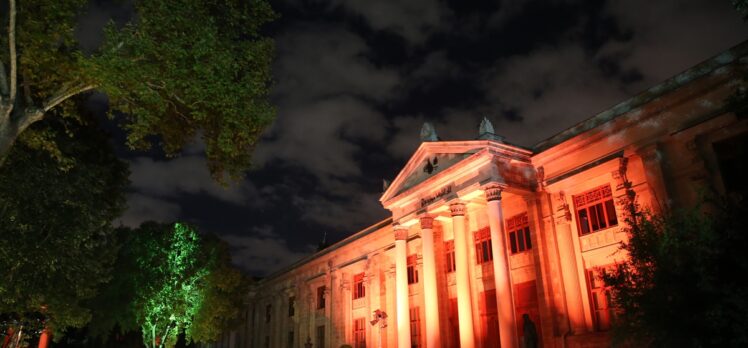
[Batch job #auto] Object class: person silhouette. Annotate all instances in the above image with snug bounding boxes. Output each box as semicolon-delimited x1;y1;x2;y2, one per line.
523;313;538;348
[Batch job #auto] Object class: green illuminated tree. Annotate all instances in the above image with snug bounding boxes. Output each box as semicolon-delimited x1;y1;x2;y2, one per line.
0;0;276;180
132;223;208;348
90;223;249;348
0;116;129;343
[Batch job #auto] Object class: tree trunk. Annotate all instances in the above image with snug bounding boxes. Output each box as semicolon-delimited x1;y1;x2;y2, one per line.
8;326;22;348
2;328;13;348
0;114;19;167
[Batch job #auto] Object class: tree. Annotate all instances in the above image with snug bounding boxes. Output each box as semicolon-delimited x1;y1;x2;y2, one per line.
90;222;249;348
734;0;748;20
134;223;209;348
189;236;250;343
0;116;129;345
0;0;276;180
601;183;748;346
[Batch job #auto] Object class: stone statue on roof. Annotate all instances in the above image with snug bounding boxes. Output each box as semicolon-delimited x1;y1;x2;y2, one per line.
420;122;439;142
478;116;504;141
479;116;494;134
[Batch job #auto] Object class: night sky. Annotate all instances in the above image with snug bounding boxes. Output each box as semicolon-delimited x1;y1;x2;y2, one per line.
77;0;748;276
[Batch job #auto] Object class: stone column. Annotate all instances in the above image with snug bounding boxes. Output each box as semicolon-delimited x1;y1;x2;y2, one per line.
420;216;442;348
394;224;412;348
450;202;475;348
554;192;587;334
485;184;518;348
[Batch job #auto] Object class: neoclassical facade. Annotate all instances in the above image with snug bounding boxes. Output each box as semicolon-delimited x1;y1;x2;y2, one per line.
214;41;748;348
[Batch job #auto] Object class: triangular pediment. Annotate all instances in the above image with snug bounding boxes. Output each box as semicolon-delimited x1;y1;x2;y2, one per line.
381;141;497;204
398;152;469;195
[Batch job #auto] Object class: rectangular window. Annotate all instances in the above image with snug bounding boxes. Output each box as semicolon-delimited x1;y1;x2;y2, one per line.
445;240;456;273
353;317;366;348
316;325;325;348
407;255;419;284
353;273;366;299
317;286;326;309
713;133;748;196
288;296;295;317
474;228;493;264
287;331;294;348
506;213;532;254
410;307;422;348
574;185;618;235
265;304;271;323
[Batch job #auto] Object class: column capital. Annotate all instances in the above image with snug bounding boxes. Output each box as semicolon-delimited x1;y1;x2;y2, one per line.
419;215;434;229
554;191;572;225
484;184;503;202
449;202;466;217
393;224;409;240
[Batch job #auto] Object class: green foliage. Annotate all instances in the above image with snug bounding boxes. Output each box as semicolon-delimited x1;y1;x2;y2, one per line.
134;223;208;348
87;0;276;181
90;223;249;348
0;0;92;107
0;118;129;337
189;236;250;343
1;0;277;181
602;189;748;346
734;0;748;20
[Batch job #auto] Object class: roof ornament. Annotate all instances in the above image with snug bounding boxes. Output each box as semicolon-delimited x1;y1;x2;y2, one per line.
383;179;390;192
478;116;504;141
420;122;439;142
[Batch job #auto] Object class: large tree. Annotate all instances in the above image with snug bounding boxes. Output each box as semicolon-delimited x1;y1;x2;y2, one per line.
601;183;748;346
0;116;129;344
89;222;249;348
0;0;276;180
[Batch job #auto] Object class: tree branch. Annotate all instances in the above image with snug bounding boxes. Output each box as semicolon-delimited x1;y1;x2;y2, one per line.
16;84;97;133
1;0;17;125
41;84;96;113
8;0;17;107
0;62;8;96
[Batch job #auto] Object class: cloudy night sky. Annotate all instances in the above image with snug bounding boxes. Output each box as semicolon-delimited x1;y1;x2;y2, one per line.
78;0;748;276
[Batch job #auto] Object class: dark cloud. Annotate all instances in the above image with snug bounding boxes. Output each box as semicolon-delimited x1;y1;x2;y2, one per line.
129;156;259;205
325;0;451;44
481;43;631;146
599;1;748;88
112;0;747;275
119;193;181;227
273;26;400;104
255;97;387;180
223;226;316;275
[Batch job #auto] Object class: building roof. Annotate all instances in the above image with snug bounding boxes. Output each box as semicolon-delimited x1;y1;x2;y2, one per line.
533;40;748;152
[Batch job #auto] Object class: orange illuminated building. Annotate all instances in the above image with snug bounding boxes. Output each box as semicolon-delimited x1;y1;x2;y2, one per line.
215;42;748;348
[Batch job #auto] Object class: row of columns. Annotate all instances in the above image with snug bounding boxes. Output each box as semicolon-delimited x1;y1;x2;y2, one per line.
392;184;518;348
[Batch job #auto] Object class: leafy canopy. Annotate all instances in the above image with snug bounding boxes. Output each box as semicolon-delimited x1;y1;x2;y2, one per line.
1;0;277;180
0;117;129;337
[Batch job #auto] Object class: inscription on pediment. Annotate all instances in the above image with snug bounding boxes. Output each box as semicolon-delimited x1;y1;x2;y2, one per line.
397;153;470;196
